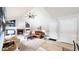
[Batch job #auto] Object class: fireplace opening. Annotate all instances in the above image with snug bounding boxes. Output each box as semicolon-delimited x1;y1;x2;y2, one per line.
17;29;24;35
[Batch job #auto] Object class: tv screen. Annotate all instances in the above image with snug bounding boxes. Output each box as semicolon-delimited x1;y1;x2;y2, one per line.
6;29;15;35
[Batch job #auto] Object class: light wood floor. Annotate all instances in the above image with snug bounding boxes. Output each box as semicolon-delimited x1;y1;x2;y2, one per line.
18;39;73;51
37;40;73;51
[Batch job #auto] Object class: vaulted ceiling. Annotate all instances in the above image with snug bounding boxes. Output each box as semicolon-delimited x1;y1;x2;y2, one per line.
44;7;79;17
5;7;33;19
5;7;79;19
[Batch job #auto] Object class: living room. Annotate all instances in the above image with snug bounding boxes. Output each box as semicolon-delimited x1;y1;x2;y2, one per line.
0;7;79;51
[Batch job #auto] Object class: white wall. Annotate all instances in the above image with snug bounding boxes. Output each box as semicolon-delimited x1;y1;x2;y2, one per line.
48;20;57;39
75;16;79;46
6;7;79;44
6;7;57;40
26;8;58;39
25;8;53;28
57;16;77;44
15;8;57;39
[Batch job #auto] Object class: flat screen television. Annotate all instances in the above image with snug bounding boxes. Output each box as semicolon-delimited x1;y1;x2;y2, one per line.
6;29;15;35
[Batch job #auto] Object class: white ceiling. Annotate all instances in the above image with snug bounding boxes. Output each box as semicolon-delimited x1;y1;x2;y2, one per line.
6;7;79;19
44;7;79;17
5;7;33;19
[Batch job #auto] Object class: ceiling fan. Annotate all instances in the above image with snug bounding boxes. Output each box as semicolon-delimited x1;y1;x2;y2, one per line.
25;11;37;19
